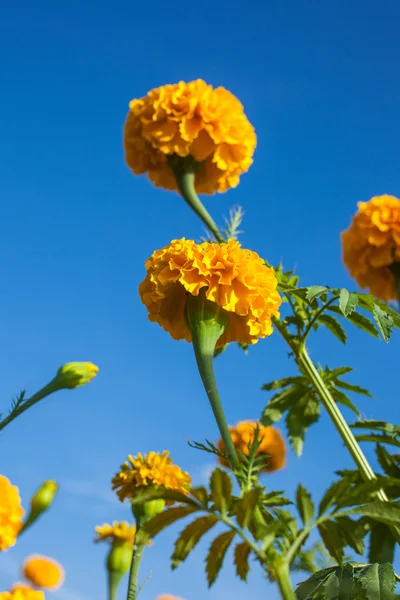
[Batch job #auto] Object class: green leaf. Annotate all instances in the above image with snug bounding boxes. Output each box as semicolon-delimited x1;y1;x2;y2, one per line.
323;570;339;600
331;389;361;417
262;384;309;425
356;563;396;600
235;488;262;529
347;502;400;526
318;521;345;564
190;486;209;508
354;434;400;449
306;286;328;302
209;468;232;514
369;523;396;564
296;567;337;600
143;505;199;539
338;517;365;555
262;376;306;391
171;515;218;569
234;542;252;581
319;479;350;515
339;289;360;317
318;315;347;343
324;365;353;378
286;394;320;456
205;530;236;586
296;484;315;525
372;304;393;342
376;445;400;479
130;485;198;507
338;563;356;600
329;306;380;338
335;379;372;398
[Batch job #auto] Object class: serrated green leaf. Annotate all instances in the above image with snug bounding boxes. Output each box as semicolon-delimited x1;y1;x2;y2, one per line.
318;521;345;564
262;376;306;391
324;365;353;379
171;514;218;569
372;304;393;342
338;517;365;555
338;563;355;600
369;523;395;564
335;480;400;509
143;505;199;539
331;389;361;417
190;486;209;508
319;479;350;515
235;487;261;529
356;563;396;600
376;445;400;479
323;570;339;600
318;315;347;343
306;286;329;302
234;542;252;581
209;468;232;514
205;530;236;586
286;395;320;456
296;484;315;524
339;289;359;317
347;502;400;526
261;384;309;425
335;379;372;397
296;567;337;600
328;306;380;338
354;434;400;449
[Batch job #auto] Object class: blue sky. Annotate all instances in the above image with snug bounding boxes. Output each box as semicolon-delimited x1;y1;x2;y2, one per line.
1;1;400;599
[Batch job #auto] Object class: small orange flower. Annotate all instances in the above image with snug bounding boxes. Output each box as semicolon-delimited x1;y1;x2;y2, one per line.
0;589;44;600
94;521;136;545
23;555;64;590
124;79;256;194
218;421;286;472
112;451;191;504
139;239;281;347
342;194;400;300
0;475;24;551
156;596;185;600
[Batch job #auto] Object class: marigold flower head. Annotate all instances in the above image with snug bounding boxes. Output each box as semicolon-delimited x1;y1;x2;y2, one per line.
342;195;400;301
94;521;136;545
112;451;191;504
23;555;64;590
124;79;256;194
0;590;44;600
156;596;185;600
218;421;286;472
139;239;281;347
0;475;24;551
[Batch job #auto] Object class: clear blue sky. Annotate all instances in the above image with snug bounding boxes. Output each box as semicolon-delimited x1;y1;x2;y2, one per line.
1;1;400;599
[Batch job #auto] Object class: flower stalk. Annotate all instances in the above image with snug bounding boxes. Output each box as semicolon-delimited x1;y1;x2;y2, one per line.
270;561;297;600
168;156;225;243
126;536;146;600
185;291;239;469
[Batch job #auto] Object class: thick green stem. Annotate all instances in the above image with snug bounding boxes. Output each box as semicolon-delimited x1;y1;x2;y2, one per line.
169;158;225;243
108;571;123;600
185;292;239;469
298;343;400;543
0;379;63;432
127;541;146;600
271;561;297;600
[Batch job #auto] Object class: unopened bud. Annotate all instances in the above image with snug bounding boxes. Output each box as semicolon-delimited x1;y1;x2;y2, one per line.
132;499;165;525
56;362;99;389
21;481;58;533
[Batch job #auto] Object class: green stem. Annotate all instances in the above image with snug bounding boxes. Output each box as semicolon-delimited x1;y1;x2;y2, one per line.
108;571;123;600
170;161;225;243
127;541;146;600
0;379;63;432
271;561;297;600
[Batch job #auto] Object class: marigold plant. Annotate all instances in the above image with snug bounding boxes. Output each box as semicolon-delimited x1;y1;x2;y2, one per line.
342;194;400;301
139;238;281;346
217;421;286;472
124;79;256;194
0;590;44;600
0;475;24;551
22;556;64;590
94;522;136;545
112;451;191;503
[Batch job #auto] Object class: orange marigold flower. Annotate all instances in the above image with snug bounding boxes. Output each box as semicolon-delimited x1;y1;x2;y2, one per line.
23;556;64;590
94;521;136;545
139;238;281;347
124;79;256;194
0;590;44;600
156;596;185;600
218;421;286;472
342;195;400;301
112;451;191;503
0;475;24;551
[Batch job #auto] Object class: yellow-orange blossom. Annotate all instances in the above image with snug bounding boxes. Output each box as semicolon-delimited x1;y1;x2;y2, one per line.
0;475;24;551
23;556;64;590
0;590;44;600
94;522;136;545
139;239;281;347
342;194;400;301
124;79;256;194
218;421;286;472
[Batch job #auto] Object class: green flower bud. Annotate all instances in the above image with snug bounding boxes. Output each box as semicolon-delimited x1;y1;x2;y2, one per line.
56;362;99;389
132;499;165;525
106;543;133;600
21;480;58;533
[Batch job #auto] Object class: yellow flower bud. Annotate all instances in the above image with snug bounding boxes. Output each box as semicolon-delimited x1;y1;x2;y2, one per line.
56;362;99;389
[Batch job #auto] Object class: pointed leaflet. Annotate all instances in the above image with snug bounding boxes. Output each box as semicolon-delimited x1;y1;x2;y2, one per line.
235;487;262;529
346;502;400;526
339;289;359;317
286;394;320;456
306;286;328;302
372;303;393;342
323;570;340;600
335;379;372;397
171;515;218;569
234;542;252;581
318;478;351;515
375;444;400;479
143;505;199;539
296;568;338;600
338;563;356;600
337;517;365;555
328;306;380;338
209;468;232;514
318;521;345;564
190;486;209;508
296;484;315;525
355;563;396;600
369;523;396;564
318;315;347;343
331;389;360;417
261;383;309;425
205;530;236;586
